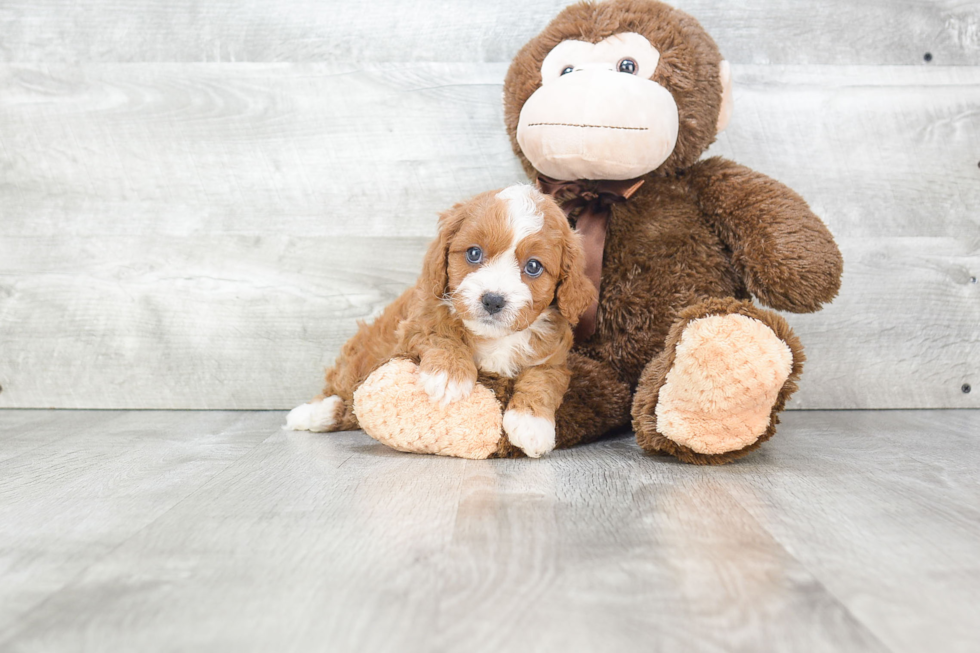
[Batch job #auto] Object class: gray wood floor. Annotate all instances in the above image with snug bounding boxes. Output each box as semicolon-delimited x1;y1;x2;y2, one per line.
0;410;977;653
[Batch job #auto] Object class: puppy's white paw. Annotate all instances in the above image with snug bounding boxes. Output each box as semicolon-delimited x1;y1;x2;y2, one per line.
285;395;344;432
503;410;556;458
419;370;449;403
442;376;475;405
419;370;474;406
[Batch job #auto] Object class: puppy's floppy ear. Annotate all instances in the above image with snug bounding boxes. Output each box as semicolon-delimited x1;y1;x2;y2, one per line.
419;203;467;301
556;226;598;325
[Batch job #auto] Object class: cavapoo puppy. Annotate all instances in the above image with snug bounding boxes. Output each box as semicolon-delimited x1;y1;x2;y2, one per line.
287;184;596;457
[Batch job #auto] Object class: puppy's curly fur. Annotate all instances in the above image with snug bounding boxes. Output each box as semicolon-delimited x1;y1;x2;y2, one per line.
288;185;595;457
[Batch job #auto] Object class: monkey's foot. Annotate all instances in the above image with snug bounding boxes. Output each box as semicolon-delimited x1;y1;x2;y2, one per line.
353;359;505;460
632;299;803;465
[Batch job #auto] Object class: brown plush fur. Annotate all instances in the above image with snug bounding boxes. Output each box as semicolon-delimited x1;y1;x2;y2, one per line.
499;0;843;462
314;188;596;437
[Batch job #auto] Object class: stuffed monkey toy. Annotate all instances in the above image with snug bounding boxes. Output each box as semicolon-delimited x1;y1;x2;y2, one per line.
349;0;843;464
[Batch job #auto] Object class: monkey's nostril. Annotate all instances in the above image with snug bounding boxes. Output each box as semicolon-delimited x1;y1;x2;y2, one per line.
481;292;507;315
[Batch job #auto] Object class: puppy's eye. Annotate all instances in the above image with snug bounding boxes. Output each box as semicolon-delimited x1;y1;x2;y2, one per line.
617;58;637;74
560;65;575;76
465;247;483;264
524;259;543;277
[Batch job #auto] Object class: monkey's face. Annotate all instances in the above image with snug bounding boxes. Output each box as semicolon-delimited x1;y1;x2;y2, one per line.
517;32;679;181
504;0;733;183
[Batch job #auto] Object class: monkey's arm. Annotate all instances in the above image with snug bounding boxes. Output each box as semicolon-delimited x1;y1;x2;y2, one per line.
687;156;843;313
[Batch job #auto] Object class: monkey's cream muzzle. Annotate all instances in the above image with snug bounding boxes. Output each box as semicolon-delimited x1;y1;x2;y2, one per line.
517;67;679;182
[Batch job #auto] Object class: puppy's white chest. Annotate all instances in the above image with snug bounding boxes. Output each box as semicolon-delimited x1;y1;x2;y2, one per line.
473;330;534;378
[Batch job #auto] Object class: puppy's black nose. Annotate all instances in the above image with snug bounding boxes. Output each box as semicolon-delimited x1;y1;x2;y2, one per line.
481;292;507;315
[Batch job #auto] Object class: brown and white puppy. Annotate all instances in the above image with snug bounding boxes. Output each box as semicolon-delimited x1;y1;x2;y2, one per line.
287;184;595;458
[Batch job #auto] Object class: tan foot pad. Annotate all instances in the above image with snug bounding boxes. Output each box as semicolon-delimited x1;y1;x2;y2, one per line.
353;359;503;460
655;314;793;455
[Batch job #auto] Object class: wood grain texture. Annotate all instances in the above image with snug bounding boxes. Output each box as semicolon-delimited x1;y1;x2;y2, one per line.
0;410;113;464
433;443;890;653
0;64;976;409
0;411;276;641
723;410;980;653
785;236;979;409
0;0;978;65
0;235;427;409
707;66;980;240
0;63;523;239
1;408;978;652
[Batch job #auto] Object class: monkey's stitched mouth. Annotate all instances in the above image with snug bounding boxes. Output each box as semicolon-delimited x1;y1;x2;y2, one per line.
526;122;649;131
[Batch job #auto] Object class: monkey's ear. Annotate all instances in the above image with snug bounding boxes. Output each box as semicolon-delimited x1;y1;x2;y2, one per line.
557;229;598;325
716;60;734;133
419;205;465;301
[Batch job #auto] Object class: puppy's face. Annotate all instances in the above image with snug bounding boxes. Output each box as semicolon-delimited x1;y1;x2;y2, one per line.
434;185;595;338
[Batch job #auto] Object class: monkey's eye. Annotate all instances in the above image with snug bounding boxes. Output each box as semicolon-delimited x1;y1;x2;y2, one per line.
524;259;543;278
560;65;575;76
617;58;637;74
465;246;483;264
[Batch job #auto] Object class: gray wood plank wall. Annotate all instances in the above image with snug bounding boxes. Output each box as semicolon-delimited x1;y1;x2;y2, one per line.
0;1;977;409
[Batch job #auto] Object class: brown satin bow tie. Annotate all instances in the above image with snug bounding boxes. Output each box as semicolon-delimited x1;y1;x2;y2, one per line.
536;175;644;344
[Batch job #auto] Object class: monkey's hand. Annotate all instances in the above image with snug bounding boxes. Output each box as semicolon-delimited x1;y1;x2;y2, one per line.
687;156;843;313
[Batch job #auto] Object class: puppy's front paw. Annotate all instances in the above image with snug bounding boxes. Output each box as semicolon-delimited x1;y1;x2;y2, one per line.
419;352;477;406
419;369;475;406
503;410;556;458
286;395;344;432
